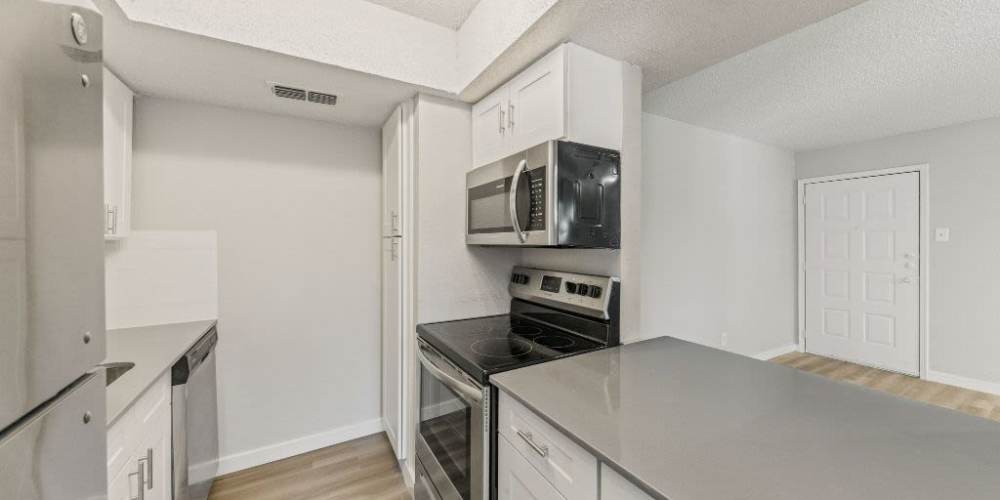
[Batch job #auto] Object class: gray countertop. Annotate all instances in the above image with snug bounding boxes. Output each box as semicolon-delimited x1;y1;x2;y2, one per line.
490;336;1000;500
103;320;217;426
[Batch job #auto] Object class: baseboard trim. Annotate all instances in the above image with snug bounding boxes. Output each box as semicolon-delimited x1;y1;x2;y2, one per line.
925;370;1000;397
752;344;800;361
216;418;385;476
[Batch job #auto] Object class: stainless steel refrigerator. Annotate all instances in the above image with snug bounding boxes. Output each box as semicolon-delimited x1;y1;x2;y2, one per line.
0;1;108;498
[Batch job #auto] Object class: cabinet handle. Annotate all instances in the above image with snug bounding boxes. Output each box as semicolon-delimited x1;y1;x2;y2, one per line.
142;447;153;490
391;211;399;233
508;102;515;131
391;238;399;261
516;429;549;458
105;204;115;233
112;205;119;235
499;106;506;135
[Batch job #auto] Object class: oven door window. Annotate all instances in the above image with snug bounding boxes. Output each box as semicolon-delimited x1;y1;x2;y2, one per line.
419;364;475;499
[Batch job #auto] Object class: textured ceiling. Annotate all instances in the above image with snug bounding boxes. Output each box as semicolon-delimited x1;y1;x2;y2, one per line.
644;0;1000;151
364;0;480;29
461;0;865;101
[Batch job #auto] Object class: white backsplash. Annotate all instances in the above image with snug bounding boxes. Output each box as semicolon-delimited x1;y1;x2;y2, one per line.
104;230;218;330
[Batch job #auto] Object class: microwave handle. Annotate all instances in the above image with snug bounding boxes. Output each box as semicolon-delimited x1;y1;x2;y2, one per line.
509;159;528;243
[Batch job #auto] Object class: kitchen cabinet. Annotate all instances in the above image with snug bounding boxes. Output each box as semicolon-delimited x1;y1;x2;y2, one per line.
601;464;655;500
471;43;624;167
498;390;598;500
107;372;171;500
103;67;133;240
497;435;568;500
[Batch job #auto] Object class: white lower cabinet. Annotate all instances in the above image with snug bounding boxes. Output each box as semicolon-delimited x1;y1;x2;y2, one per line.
601;463;655;500
498;389;657;500
107;372;172;500
498;435;567;500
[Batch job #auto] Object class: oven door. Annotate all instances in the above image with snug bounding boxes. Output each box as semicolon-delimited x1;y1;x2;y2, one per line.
466;142;554;246
416;339;487;500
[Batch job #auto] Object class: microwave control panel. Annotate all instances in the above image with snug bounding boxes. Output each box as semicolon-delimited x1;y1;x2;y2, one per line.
526;169;546;231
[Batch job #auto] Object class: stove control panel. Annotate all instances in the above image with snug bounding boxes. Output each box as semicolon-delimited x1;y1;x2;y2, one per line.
508;266;618;320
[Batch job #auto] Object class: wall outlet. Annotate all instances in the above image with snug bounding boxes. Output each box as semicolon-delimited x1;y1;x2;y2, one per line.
720;332;729;347
935;227;950;242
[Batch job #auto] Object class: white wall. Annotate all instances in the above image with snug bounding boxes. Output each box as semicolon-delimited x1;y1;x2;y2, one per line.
105;230;218;330
131;97;382;473
797;117;1000;387
639;113;797;357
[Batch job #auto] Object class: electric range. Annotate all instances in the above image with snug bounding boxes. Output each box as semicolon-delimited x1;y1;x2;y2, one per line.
414;267;620;500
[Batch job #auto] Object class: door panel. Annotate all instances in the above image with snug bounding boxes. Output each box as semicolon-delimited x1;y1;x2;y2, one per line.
0;0;105;432
506;48;565;154
382;236;403;458
382;107;402;237
804;172;920;374
472;87;508;167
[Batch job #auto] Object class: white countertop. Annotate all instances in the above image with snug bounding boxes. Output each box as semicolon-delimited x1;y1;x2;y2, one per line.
104;320;217;426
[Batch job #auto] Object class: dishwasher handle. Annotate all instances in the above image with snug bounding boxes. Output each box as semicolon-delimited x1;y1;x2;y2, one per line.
172;327;218;385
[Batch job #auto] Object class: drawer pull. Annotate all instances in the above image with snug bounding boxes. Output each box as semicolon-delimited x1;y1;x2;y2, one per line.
517;429;549;458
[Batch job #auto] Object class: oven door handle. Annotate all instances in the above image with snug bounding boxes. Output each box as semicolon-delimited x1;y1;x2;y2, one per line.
417;345;483;405
509;159;528;243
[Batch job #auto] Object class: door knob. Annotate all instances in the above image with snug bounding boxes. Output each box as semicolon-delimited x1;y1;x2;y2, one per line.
904;252;917;259
898;277;913;284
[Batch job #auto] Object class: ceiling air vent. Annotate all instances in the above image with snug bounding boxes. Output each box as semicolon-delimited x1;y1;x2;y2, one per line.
272;84;306;101
269;82;338;107
307;91;338;106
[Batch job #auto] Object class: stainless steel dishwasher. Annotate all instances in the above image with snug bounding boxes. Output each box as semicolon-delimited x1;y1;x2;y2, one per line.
172;327;219;500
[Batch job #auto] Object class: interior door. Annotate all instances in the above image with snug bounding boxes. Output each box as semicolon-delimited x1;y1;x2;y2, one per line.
804;172;920;374
382;235;403;458
506;47;565;155
382;107;402;237
471;86;508;167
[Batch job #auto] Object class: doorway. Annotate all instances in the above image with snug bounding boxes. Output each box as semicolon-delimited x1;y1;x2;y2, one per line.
798;167;928;376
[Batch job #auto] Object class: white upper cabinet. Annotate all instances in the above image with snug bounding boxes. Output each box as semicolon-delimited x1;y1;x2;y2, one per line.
471;85;509;167
103;67;133;240
506;47;565;154
471;43;624;167
382;106;403;236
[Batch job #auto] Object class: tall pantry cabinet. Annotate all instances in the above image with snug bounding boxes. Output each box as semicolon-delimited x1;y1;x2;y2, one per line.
381;101;414;462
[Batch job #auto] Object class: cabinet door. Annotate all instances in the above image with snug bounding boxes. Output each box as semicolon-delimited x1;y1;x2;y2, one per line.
103;67;133;240
135;414;172;500
107;461;137;500
381;235;403;458
498;435;567;500
600;464;654;500
382;106;403;236
471;86;508;167
506;46;565;154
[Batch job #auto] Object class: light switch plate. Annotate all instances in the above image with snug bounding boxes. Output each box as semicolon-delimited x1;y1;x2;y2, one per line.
935;227;950;242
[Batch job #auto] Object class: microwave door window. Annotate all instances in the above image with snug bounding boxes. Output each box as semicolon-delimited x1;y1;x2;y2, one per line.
468;179;513;233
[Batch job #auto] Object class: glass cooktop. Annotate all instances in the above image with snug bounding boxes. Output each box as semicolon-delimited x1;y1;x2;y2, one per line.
416;314;603;384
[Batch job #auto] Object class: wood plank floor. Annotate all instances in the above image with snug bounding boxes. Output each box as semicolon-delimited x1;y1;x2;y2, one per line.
771;351;1000;423
208;433;410;500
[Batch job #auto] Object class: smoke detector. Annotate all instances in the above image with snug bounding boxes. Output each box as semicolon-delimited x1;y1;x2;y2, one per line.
270;83;338;106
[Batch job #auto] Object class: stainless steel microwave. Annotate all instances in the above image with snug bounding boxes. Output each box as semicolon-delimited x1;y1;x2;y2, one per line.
465;140;621;248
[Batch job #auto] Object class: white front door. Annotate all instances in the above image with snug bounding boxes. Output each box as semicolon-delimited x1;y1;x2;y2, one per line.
804;172;920;375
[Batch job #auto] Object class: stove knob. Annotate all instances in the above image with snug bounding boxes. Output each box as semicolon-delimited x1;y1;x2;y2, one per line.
577;284;589;296
565;282;577;294
588;286;602;298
